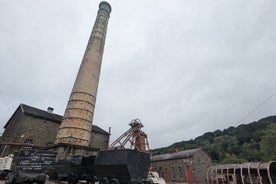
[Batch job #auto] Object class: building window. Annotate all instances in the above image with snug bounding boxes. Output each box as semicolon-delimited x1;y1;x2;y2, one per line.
159;167;164;178
171;167;176;180
178;166;183;179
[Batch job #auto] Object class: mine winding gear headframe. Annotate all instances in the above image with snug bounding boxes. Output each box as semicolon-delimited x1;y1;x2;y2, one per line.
108;119;150;151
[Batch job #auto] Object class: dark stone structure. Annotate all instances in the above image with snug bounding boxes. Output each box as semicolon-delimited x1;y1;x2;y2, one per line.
0;104;109;157
151;148;212;184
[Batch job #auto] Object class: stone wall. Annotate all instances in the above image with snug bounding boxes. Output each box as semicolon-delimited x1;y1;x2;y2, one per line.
151;158;193;183
1;109;22;143
0;114;60;156
191;150;212;184
90;131;109;150
151;150;212;184
20;114;59;146
0;111;109;156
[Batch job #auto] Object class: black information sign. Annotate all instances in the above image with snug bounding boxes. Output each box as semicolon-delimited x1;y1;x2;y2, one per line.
14;149;56;173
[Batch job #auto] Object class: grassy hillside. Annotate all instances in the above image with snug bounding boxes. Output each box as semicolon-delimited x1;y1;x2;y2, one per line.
152;116;276;164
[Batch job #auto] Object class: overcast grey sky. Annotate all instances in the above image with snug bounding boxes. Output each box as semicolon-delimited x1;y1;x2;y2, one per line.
0;0;276;149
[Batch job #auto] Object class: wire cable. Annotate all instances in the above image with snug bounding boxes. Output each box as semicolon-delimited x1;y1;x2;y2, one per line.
235;90;276;126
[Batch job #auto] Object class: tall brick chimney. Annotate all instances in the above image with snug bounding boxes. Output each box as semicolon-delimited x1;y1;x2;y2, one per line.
54;1;111;159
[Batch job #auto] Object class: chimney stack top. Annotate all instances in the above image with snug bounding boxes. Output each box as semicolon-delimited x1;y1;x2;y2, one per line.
99;1;112;13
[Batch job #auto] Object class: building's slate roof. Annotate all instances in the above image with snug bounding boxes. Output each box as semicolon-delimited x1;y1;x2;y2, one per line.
92;125;110;135
151;148;201;162
4;103;109;135
21;104;62;122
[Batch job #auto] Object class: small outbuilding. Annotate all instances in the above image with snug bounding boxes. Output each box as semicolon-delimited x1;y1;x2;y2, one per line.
151;148;212;184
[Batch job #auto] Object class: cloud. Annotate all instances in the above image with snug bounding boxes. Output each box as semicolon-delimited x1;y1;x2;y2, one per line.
0;0;276;148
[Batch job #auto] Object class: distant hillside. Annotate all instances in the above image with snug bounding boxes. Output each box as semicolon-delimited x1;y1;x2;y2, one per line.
152;115;276;164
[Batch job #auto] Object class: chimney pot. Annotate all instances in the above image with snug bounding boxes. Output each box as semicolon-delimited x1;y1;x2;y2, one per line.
47;107;54;113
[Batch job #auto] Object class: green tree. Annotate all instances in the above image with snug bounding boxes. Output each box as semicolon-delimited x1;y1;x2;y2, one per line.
221;153;246;164
152;115;276;163
260;124;276;161
240;141;261;161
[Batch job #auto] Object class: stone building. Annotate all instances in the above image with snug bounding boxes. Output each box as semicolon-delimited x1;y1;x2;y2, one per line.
0;103;110;157
151;148;212;184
